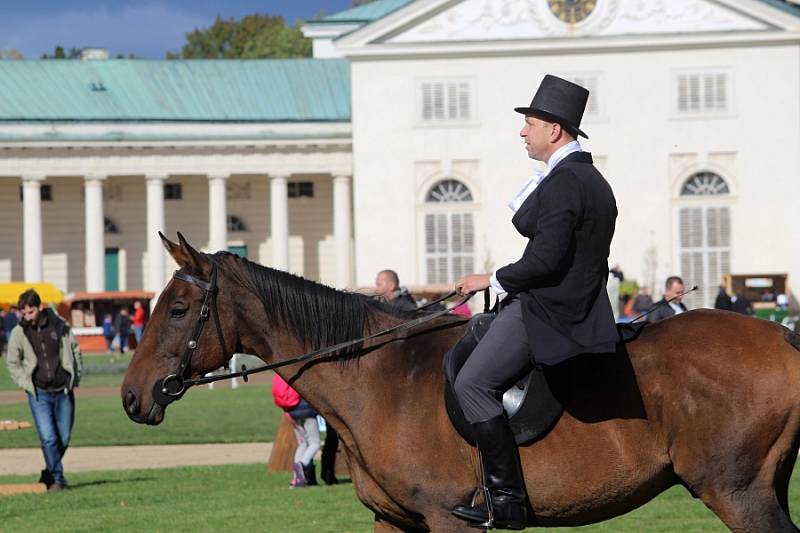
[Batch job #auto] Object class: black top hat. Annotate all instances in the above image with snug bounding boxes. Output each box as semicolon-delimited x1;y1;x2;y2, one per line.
514;75;590;139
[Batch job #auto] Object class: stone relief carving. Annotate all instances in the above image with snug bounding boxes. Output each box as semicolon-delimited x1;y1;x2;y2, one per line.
389;0;763;43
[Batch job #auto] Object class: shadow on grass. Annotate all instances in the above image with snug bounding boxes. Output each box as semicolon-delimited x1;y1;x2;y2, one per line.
69;476;156;489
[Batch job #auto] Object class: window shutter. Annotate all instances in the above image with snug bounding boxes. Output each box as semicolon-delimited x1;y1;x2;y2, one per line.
689;75;700;111
447;83;458;120
425;214;435;253
678;75;689;112
420;80;471;122
676;72;728;113
422;83;433;120
458;82;470;120
715;73;727;111
432;83;444;120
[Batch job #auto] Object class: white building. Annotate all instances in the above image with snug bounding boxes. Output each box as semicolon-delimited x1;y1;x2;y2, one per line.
305;0;800;309
1;0;799;312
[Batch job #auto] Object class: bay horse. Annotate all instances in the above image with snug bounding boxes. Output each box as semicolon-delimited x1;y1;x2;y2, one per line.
122;233;800;532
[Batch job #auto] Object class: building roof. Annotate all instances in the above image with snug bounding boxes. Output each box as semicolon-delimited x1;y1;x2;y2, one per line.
320;0;415;23
0;58;351;122
758;0;800;17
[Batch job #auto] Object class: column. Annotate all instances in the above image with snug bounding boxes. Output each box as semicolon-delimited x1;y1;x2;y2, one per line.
208;174;228;253
22;175;44;283
333;174;353;288
270;173;290;271
84;175;106;292
146;174;167;293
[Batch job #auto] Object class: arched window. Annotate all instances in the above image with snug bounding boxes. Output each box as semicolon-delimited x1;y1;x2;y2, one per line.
423;179;475;284
227;215;247;232
104;217;119;234
677;172;731;309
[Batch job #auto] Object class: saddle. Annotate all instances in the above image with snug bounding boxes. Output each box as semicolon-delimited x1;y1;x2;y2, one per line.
443;313;563;446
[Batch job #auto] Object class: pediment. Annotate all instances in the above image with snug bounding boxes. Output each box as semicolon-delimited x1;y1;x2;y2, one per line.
378;0;774;44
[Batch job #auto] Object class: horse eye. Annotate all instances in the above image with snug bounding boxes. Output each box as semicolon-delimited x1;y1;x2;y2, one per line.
170;307;186;319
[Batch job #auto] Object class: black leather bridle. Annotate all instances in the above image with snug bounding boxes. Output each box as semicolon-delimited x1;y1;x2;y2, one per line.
152;265;231;406
151;263;476;407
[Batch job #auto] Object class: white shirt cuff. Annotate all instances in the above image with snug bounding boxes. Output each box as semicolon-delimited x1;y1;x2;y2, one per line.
489;272;507;296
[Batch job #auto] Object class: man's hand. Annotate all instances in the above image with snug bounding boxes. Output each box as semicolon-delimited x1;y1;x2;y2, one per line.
455;273;491;296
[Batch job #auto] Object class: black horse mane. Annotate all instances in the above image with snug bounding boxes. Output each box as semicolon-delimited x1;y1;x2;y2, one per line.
211;251;416;350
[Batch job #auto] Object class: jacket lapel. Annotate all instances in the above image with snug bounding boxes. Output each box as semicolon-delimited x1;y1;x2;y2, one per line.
512;151;593;219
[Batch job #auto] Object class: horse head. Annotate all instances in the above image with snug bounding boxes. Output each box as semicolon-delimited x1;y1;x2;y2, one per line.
120;232;250;425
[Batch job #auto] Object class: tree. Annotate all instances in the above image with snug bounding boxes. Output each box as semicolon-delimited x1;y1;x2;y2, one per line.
173;14;311;59
0;48;23;60
41;46;81;59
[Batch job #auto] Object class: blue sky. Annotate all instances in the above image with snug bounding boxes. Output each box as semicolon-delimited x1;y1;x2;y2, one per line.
0;1;354;59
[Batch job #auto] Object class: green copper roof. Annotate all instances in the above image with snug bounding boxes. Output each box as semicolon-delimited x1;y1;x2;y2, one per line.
321;0;415;23
0;59;351;122
758;0;800;17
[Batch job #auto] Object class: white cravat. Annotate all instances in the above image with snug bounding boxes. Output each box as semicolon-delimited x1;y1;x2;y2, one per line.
506;140;582;213
491;140;583;296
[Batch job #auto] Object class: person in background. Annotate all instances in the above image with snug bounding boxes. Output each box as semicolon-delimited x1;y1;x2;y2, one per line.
320;427;340;485
132;301;146;345
5;289;82;492
648;276;688;322
4;305;19;345
633;287;654;315
0;308;6;356
271;374;321;488
102;314;115;352
731;291;754;316
714;286;732;311
114;308;132;354
374;269;417;311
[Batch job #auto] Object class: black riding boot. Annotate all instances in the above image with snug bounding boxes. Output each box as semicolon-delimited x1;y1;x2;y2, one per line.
303;462;318;486
452;414;529;530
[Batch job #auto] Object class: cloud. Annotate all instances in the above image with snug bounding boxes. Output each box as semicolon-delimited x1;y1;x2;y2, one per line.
0;3;212;59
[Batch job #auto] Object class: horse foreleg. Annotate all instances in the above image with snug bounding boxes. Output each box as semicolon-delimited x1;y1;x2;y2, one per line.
699;486;797;533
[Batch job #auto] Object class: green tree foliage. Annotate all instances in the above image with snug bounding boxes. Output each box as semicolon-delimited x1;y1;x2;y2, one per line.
0;48;24;60
41;45;81;59
174;14;311;59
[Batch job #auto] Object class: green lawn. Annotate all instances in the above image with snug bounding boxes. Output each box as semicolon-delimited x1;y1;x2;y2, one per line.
0;386;282;448
5;463;800;532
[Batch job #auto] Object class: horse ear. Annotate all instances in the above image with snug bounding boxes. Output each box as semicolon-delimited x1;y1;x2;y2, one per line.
176;232;209;274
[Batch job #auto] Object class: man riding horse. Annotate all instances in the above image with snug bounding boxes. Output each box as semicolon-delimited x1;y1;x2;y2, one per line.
453;75;619;530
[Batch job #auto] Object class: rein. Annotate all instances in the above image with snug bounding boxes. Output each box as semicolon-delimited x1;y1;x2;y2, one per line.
152;266;475;406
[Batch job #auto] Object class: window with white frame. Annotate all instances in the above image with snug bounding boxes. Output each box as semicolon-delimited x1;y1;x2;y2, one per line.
424;179;475;284
563;74;600;118
677;172;731;309
676;71;730;114
420;80;472;122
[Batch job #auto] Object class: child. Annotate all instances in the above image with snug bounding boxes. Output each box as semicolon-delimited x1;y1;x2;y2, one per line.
271;374;320;488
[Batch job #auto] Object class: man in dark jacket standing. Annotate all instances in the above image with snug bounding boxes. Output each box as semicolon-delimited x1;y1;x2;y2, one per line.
648;276;688;322
6;289;82;492
452;75;618;530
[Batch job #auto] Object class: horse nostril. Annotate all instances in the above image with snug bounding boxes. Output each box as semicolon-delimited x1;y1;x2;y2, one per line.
124;390;139;415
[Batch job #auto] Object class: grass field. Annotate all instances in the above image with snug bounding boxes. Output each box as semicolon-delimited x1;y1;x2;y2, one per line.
0;386;283;448
6;462;800;532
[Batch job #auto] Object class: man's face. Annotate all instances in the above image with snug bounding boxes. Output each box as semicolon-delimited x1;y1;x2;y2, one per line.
665;281;685;303
519;116;556;162
374;272;396;298
21;305;41;323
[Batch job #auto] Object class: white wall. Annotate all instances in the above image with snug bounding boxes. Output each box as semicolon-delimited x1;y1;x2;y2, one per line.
351;43;800;305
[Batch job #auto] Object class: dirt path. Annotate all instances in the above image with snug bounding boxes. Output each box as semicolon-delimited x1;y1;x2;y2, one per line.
0;442;273;476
